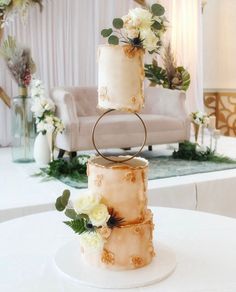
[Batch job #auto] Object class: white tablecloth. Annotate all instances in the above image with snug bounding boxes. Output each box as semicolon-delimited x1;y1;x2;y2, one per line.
1;207;236;292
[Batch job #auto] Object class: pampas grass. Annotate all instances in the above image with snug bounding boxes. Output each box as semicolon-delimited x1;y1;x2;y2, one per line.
0;35;36;87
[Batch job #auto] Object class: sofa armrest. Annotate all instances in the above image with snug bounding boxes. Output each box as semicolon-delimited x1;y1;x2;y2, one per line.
144;87;189;120
50;88;79;125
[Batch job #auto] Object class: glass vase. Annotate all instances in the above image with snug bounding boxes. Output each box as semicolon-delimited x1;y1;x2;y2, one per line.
11;87;36;163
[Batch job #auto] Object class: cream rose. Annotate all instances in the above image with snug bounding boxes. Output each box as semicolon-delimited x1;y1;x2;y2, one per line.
79;232;104;251
141;29;158;52
128;8;153;30
74;192;100;214
89;204;110;227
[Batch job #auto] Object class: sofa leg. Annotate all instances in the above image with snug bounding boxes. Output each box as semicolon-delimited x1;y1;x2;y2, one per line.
69;151;77;160
148;145;153;151
58;149;65;159
121;147;131;151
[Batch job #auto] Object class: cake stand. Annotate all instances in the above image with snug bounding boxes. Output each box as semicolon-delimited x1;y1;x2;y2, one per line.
53;239;177;289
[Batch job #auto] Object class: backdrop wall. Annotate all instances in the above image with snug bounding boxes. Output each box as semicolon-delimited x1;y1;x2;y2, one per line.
0;0;202;146
203;0;236;90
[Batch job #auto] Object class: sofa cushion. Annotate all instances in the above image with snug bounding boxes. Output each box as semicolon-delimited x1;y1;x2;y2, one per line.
78;114;185;136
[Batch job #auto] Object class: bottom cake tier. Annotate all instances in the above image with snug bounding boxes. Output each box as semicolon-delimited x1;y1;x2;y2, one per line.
80;209;155;270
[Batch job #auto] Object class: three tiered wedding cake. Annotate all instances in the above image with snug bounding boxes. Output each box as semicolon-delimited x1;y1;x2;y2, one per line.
56;2;167;272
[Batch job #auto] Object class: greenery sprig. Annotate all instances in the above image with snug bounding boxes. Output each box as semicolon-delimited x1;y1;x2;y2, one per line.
42;155;89;181
55;189;125;236
145;44;191;91
173;141;236;163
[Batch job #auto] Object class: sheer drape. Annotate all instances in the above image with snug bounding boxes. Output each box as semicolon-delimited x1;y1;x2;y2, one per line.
0;0;203;146
160;0;203;112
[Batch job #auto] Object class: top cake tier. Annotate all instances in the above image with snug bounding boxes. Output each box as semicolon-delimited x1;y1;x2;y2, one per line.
98;45;145;113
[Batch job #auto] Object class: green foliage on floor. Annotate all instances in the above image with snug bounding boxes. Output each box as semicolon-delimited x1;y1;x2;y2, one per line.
40;155;89;182
173;141;235;163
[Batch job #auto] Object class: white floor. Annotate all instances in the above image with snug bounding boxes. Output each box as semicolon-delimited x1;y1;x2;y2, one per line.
1;134;236;222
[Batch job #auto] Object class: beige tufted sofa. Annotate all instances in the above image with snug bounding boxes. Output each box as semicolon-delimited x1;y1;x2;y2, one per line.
50;86;190;157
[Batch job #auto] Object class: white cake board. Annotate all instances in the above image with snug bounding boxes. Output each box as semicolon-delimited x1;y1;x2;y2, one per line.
54;239;177;289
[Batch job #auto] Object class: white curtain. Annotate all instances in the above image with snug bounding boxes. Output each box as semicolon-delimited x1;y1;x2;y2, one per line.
0;0;203;146
159;0;204;112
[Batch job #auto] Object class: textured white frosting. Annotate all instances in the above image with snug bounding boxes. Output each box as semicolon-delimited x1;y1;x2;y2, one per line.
98;45;144;113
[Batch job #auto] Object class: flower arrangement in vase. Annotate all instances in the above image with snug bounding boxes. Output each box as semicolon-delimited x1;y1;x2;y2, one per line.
190;111;209;143
30;78;64;164
0;35;36;162
0;0;43;107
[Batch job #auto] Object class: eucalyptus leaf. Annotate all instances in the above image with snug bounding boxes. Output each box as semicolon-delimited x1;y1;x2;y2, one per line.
65;208;78;220
108;35;119;45
61;189;70;207
151;3;165;16
55;197;66;211
112;18;124;29
152;21;162;30
101;28;113;38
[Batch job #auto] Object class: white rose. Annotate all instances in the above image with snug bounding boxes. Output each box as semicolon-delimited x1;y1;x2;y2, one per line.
74;192;100;214
89;204;110;227
128;8;153;30
141;29;158;52
44;99;55;112
79;232;104;252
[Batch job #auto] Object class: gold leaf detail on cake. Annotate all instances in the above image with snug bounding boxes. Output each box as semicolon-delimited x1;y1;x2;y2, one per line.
94;174;103;187
148;243;156;257
133;226;144;235
98;226;112;239
131;96;137;104
124;172;136;183
141;170;147;192
123;44;144;59
130;256;144;268
101;249;115;265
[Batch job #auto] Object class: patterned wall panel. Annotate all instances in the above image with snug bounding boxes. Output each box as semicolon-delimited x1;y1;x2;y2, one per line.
204;92;236;137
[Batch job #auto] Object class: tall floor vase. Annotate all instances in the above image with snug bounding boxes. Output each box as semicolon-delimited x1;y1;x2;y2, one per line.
11;87;36;163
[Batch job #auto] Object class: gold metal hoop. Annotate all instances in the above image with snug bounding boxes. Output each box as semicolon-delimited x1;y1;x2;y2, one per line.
92;109;147;163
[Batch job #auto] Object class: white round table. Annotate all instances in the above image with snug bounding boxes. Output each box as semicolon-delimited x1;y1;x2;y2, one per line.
1;207;236;292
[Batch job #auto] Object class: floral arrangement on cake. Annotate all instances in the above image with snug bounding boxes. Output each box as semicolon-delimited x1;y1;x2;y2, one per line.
0;0;43;27
101;3;166;54
55;190;124;251
0;35;36;89
145;43;191;91
30;78;64;135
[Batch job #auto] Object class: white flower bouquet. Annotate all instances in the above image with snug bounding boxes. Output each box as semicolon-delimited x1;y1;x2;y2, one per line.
30;78;64;135
101;3;166;54
55;190;124;252
190;111;209;126
190;111;209;143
